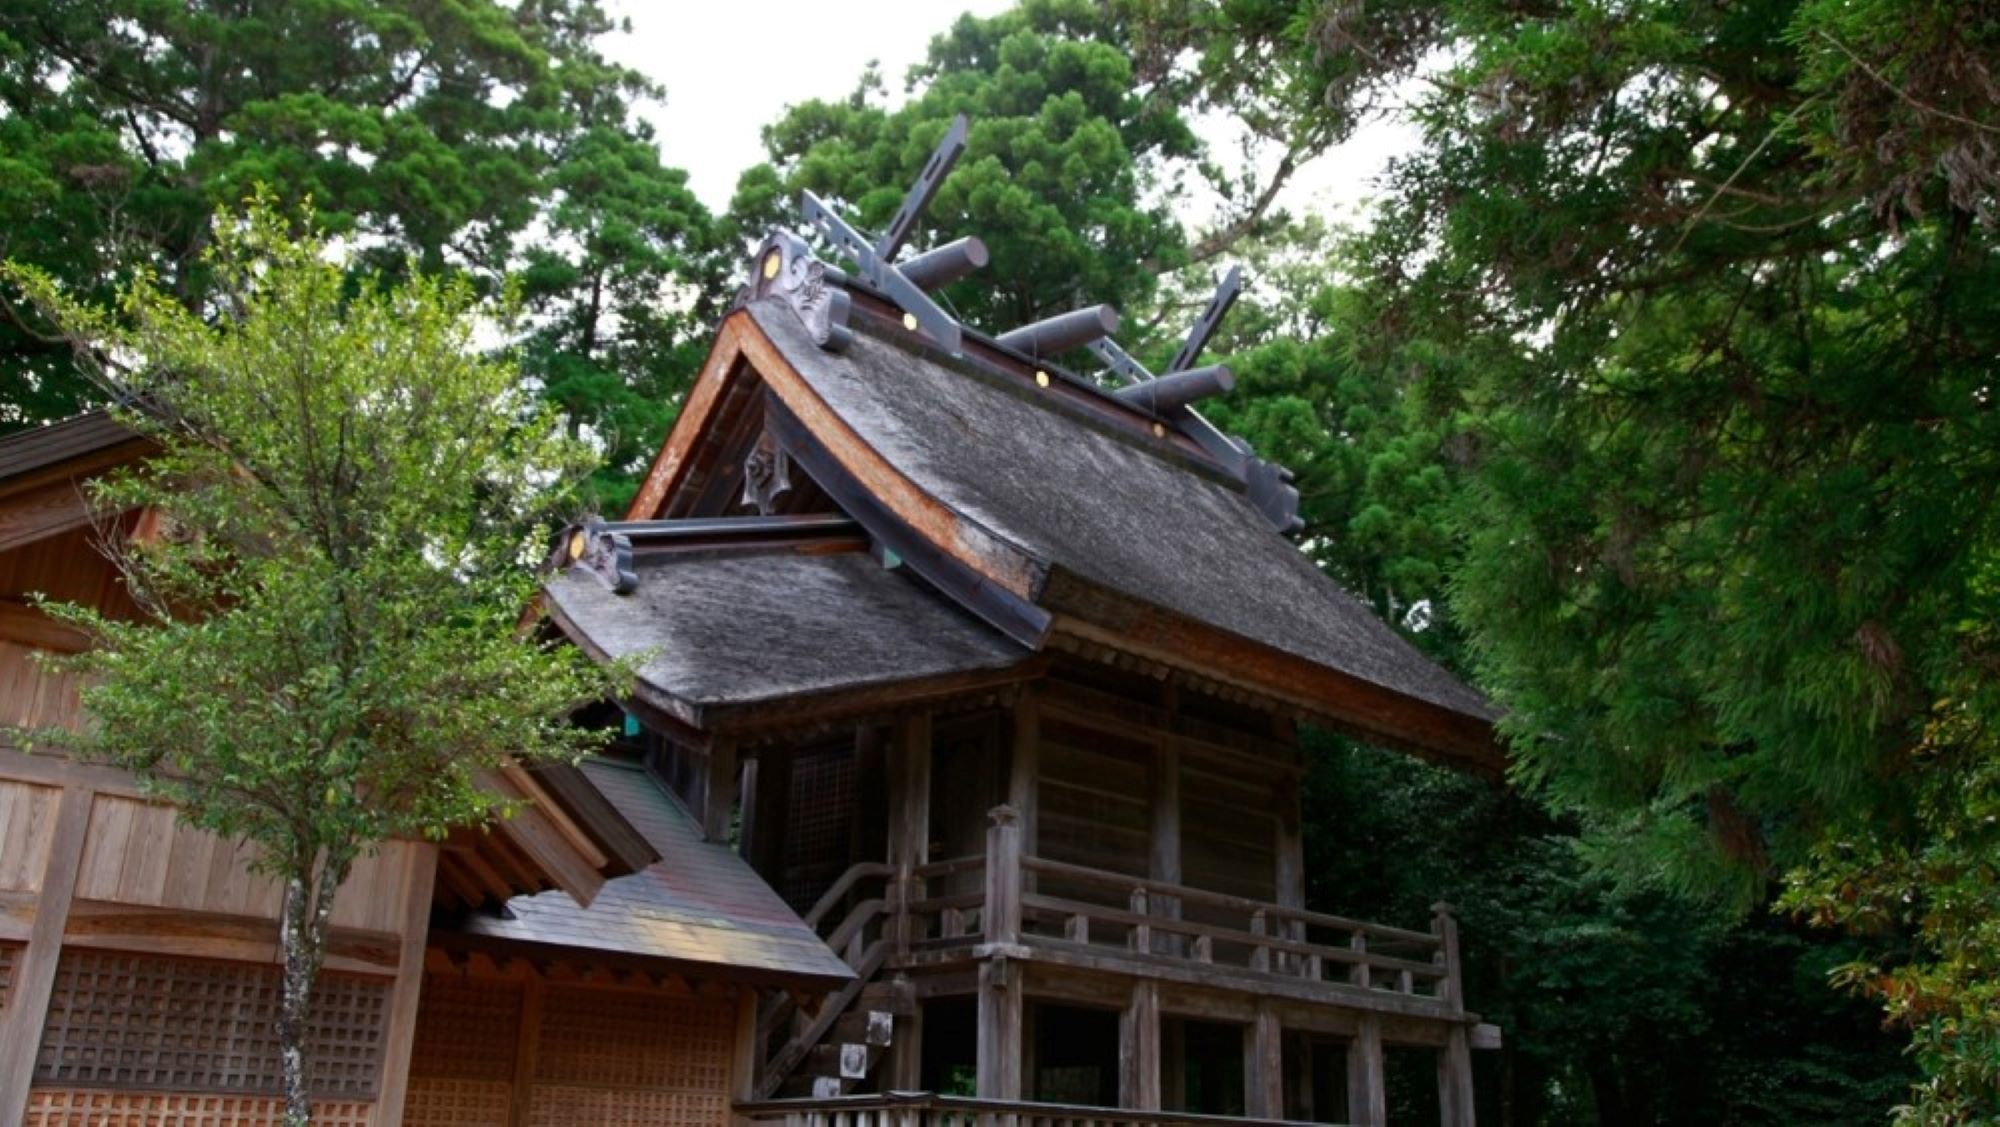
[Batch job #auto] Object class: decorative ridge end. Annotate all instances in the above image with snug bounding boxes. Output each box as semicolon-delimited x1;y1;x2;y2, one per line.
749;231;853;352
552;517;637;595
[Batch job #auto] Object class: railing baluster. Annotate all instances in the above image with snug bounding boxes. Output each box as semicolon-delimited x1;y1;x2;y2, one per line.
1350;930;1372;990
1065;912;1090;944
1249;909;1270;972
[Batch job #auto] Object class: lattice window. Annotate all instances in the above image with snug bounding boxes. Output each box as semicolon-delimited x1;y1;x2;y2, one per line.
24;1089;372;1126
408;973;521;1082
782;744;854;909
534;987;733;1093
34;949;388;1099
402;1077;512;1127
528;1085;728;1127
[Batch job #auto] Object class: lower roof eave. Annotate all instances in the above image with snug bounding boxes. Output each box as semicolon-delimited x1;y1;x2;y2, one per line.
427;928;854;995
1041;602;1507;778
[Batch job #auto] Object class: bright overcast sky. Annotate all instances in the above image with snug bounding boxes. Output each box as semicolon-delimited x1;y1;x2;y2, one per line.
601;1;1413;229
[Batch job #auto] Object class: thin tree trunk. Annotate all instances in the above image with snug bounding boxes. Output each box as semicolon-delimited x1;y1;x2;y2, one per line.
277;848;353;1126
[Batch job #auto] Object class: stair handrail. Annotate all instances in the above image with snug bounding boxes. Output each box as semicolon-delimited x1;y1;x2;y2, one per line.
803;860;895;932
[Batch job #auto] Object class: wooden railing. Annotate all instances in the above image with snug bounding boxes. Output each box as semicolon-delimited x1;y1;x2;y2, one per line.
895;807;1464;1011
737;1092;1315;1126
758;860;897;1099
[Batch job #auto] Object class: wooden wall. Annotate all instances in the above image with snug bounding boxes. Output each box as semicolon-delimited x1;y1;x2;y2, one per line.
404;955;745;1126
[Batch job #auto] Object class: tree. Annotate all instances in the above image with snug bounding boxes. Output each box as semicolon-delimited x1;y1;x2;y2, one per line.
1135;0;2000;1113
728;0;1200;335
4;199;620;1123
0;0;717;509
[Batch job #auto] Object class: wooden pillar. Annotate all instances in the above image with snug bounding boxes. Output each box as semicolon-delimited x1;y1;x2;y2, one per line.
507;971;545;1127
1439;1025;1475;1126
736;758;760;861
1150;734;1180;957
704;737;739;844
373;842;439;1127
0;784;92;1127
1247;1002;1283;1120
732;988;759;1106
889;716;932;867
984;806;1023;947
1347;1016;1386;1127
887;988;924;1091
1119;980;1161;1110
1275;778;1304;911
748;750;791;880
975;957;1022;1100
1007;693;1038;870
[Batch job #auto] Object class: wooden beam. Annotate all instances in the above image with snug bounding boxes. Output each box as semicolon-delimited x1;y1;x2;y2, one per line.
501;764;607;870
733;988;759;1105
0;785;92;1127
1120;978;1161;1111
0;597;89;653
1347;1015;1386;1127
477;769;605;907
372;844;438;1127
0;477;97;556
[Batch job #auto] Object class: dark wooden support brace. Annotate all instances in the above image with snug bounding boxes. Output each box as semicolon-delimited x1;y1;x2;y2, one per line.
1120;979;1161;1110
1348;1016;1387;1127
1151;725;1181;957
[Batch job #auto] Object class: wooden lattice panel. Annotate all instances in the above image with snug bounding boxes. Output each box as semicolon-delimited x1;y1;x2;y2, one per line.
407;973;522;1082
527;1085;727;1127
781;745;854;909
400;1077;511;1127
23;1089;372;1126
0;940;21;1012
34;948;388;1098
533;987;732;1092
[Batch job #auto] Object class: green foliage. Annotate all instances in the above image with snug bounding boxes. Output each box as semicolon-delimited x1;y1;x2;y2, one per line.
0;0;715;509
3;197;622;1120
729;0;1198;334
1139;0;2000;1115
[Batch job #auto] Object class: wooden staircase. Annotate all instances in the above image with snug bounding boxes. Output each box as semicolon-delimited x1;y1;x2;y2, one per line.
756;862;909;1099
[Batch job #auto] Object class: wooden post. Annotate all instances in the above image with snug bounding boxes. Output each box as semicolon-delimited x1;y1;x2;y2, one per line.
984;806;1022;947
507;971;545;1127
887;985;924;1091
0;784;92;1127
748;750;791;880
704;737;739;844
887;717;931;958
1150;734;1181;957
733;988;760;1106
373;842;439;1127
1347;1016;1386;1127
1007;693;1038;871
737;758;760;861
1439;1024;1476;1127
1432;901;1464;1011
1247;1002;1283;1120
975;956;1022;1100
1120;980;1161;1110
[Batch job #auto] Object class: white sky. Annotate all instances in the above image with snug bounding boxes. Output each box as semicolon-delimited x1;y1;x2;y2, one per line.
602;1;1416;230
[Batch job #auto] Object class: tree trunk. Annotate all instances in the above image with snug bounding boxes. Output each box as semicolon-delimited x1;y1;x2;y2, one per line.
277;848;353;1126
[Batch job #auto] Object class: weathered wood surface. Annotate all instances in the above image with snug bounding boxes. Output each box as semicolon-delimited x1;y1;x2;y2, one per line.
0;784;90;1127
